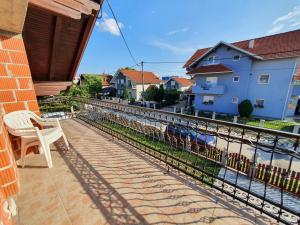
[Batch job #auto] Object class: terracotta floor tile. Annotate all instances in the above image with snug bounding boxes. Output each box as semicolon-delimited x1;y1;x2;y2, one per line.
13;119;275;225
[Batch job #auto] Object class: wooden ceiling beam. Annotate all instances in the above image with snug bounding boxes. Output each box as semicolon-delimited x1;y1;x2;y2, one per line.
48;16;62;80
29;0;82;19
54;0;100;15
68;12;96;80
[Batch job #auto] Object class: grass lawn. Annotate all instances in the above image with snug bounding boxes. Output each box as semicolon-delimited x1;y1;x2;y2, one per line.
246;120;295;132
96;119;221;183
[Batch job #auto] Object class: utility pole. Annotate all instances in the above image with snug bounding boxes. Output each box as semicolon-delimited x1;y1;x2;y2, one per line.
141;61;145;103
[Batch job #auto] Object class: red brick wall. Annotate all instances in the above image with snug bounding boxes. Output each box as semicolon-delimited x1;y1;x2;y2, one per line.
0;32;39;224
0;33;39;115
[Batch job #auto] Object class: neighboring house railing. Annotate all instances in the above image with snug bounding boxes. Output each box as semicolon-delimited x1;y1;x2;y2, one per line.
192;84;225;95
39;96;300;225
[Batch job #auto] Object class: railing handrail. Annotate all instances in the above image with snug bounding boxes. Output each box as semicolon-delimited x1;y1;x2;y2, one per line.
71;96;300;139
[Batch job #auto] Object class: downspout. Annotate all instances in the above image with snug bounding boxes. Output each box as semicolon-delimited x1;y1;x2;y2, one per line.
281;61;298;120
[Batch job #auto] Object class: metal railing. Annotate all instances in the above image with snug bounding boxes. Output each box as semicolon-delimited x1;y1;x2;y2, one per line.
39;96;300;224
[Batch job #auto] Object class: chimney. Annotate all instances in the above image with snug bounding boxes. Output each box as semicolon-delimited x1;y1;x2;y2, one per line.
249;39;255;49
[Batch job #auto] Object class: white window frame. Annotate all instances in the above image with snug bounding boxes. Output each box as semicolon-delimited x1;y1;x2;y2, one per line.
203;96;214;105
207;55;218;65
206;77;218;85
232;97;239;104
233;76;240;82
258;74;270;84
233;55;241;61
255;99;265;108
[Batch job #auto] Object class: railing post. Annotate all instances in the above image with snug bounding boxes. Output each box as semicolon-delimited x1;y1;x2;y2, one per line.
195;110;198;117
259;119;265;128
233;116;238;124
153;103;156;109
248;153;259;178
221;148;228;166
180;107;184;114
293;124;299;134
212;112;216;120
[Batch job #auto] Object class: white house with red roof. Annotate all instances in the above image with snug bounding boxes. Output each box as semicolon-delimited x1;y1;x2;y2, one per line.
184;29;300;119
112;69;162;100
164;77;194;92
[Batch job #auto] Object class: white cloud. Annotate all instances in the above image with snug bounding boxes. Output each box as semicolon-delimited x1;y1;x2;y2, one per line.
96;13;124;36
268;5;300;34
273;5;300;25
291;20;300;27
267;24;285;34
151;40;196;54
167;27;190;36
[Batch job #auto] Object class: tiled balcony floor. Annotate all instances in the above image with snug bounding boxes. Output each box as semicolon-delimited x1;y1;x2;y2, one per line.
13;119;276;225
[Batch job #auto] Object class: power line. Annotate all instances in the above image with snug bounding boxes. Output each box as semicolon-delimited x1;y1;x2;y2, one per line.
105;0;139;66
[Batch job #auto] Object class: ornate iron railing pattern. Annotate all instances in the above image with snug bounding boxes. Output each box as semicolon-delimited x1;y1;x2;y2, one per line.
39;96;300;224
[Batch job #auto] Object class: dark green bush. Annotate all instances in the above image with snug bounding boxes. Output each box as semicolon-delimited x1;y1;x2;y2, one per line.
238;99;253;117
164;90;181;105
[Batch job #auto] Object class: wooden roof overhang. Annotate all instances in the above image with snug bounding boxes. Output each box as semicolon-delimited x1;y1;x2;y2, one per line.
22;0;103;96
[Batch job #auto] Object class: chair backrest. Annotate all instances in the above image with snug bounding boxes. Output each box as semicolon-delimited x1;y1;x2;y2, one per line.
3;110;37;136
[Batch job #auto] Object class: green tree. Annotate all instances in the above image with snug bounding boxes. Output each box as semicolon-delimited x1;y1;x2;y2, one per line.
82;75;102;97
143;85;165;103
164;90;181;105
123;87;130;100
67;85;89;97
238;99;253;117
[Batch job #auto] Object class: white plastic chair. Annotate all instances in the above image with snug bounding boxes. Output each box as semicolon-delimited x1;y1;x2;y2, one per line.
3;110;69;168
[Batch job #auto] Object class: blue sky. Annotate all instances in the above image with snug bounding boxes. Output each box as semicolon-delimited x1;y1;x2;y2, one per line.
78;0;300;78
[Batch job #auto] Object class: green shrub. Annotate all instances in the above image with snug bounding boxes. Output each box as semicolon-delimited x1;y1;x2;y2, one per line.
164;90;181;105
238;99;253;117
143;85;165;103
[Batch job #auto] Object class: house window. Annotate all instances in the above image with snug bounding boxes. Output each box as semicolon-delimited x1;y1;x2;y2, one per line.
120;79;124;84
171;80;176;87
207;55;218;65
232;97;239;104
258;74;270;84
206;77;218;85
203;96;214;105
128;80;132;87
255;99;264;108
233;55;241;61
233;76;240;82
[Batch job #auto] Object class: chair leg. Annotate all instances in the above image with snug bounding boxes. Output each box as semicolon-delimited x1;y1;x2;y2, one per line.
44;144;53;168
20;141;27;168
62;133;69;150
38;145;44;154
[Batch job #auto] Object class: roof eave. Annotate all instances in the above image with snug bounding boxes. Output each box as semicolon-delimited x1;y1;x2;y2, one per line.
188;41;263;68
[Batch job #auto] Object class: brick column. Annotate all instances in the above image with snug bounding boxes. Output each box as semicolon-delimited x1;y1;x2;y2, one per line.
0;32;39;224
0;33;39;115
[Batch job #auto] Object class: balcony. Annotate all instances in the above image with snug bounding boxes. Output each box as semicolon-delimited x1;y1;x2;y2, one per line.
13;97;300;225
192;84;225;95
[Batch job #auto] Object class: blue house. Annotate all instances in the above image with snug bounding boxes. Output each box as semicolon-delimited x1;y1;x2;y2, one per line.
184;30;300;119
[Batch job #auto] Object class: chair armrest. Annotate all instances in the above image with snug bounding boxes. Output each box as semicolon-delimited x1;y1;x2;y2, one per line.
35;117;60;128
14;127;37;137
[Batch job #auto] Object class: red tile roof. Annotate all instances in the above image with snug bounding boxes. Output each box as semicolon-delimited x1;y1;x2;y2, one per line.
100;74;113;86
184;29;300;68
120;69;161;84
186;64;232;75
172;77;194;86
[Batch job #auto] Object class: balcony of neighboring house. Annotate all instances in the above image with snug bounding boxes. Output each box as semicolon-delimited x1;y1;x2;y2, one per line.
192;84;225;95
11;97;300;225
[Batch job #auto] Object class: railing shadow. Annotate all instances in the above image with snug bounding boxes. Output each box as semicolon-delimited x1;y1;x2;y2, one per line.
52;119;275;225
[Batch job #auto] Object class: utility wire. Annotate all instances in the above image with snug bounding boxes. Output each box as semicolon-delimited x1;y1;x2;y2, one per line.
105;0;139;66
